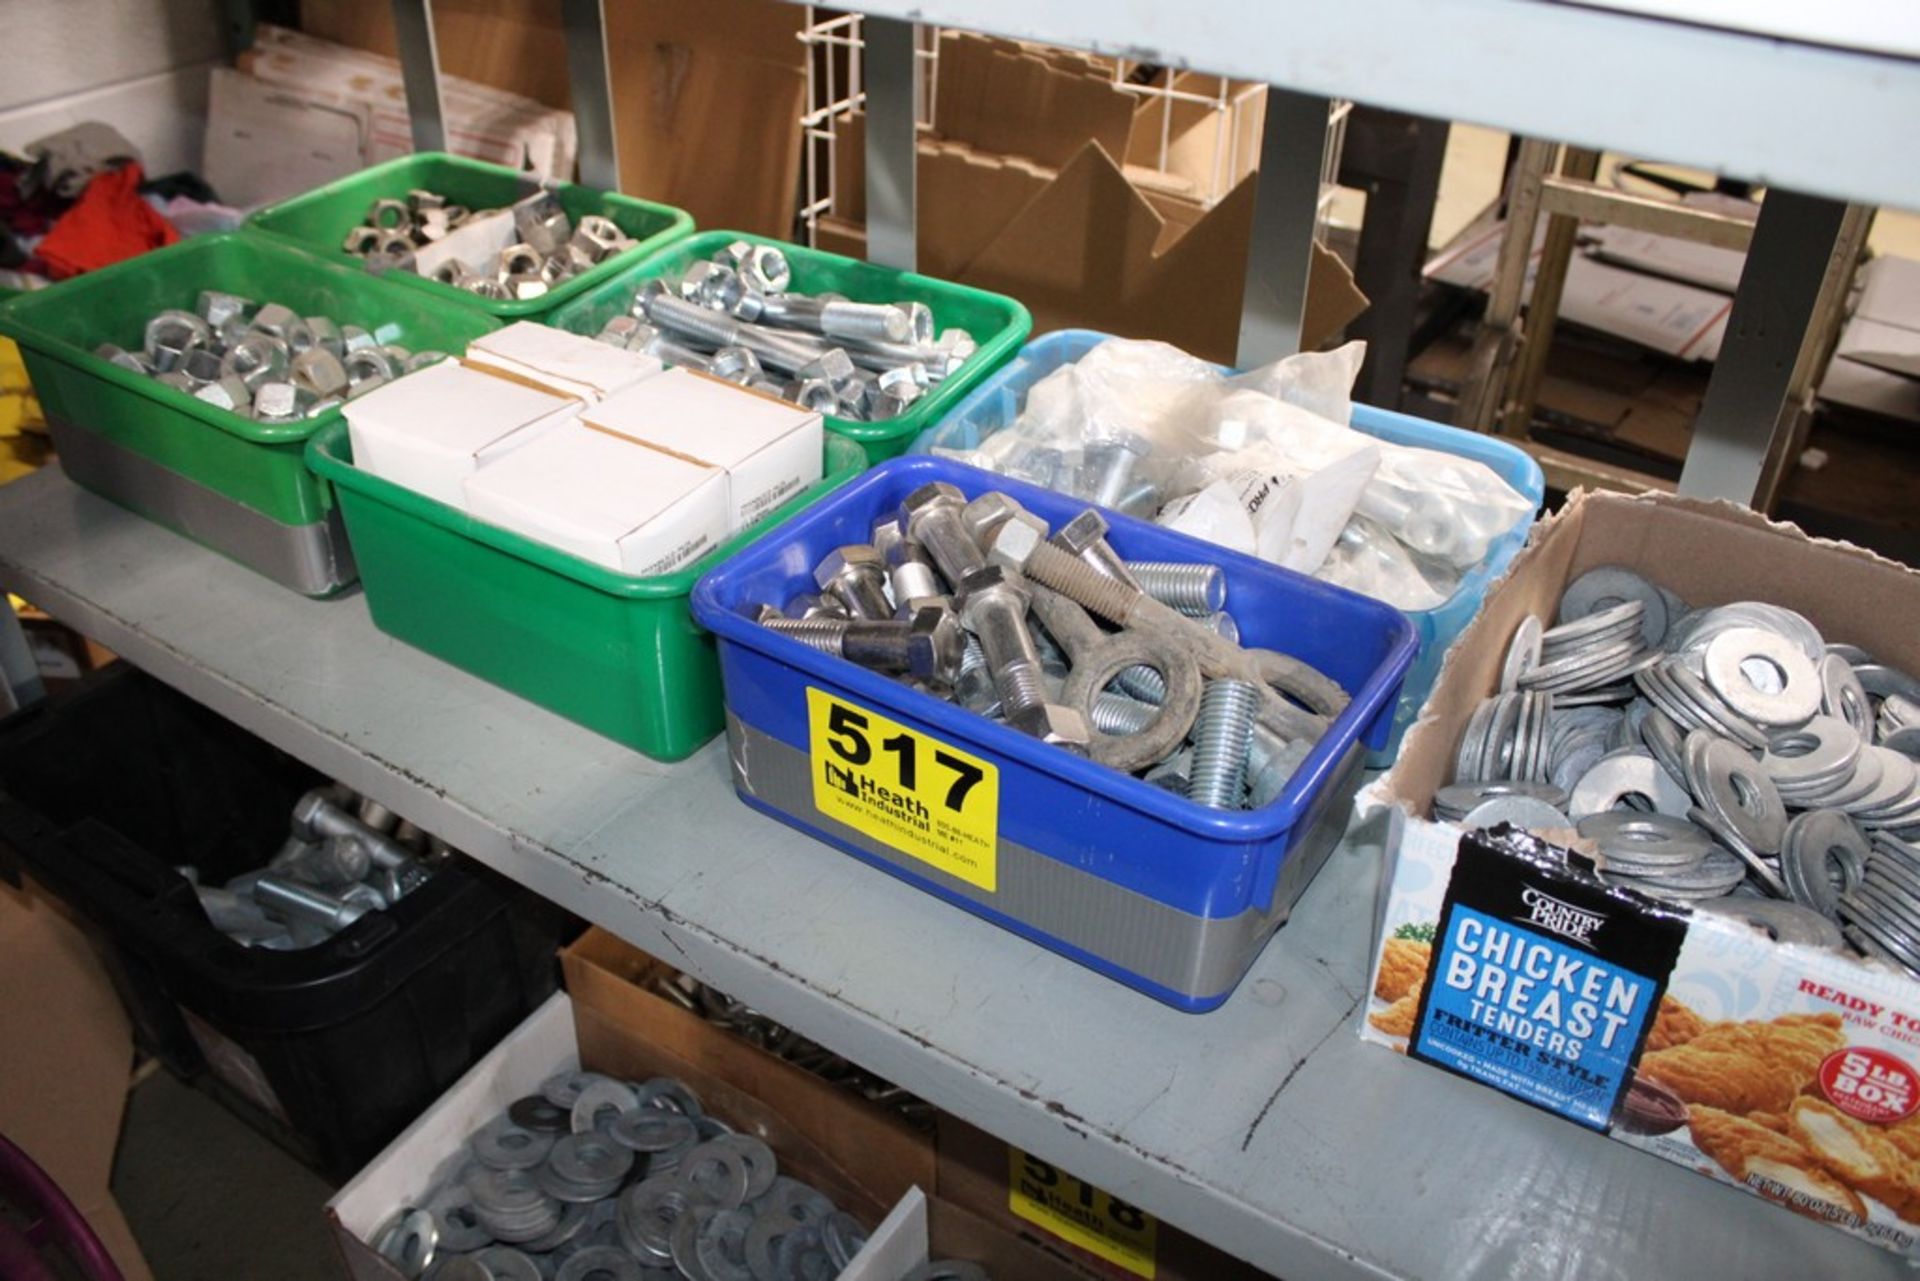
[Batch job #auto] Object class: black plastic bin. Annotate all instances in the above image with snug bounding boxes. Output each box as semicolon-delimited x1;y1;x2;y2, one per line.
0;664;574;1179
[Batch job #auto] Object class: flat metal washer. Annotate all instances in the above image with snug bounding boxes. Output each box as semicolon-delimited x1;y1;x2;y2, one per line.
472;1117;556;1171
1570;751;1691;820
472;1248;542;1281
1577;812;1712;868
1696;897;1846;950
508;1094;572;1134
557;1244;645;1281
571;1078;639;1134
1684;731;1788;855
1460;796;1574;832
1501;615;1542;692
375;1208;439;1279
1781;809;1869;918
1434;780;1568;821
1703;627;1821;727
1559;565;1667;647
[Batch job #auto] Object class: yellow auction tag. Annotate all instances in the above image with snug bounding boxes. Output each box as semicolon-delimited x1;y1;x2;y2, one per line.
805;688;999;891
1008;1148;1157;1279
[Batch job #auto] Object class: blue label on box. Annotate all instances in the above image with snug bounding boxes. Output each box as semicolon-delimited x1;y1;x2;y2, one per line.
1410;830;1687;1131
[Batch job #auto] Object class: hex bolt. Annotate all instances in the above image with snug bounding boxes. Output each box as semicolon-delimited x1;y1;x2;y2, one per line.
956;567;1046;722
253;875;369;932
900;482;987;586
818;301;912;344
1188;679;1261;809
814;545;892;619
1080;436;1150;509
954;635;998;716
1129;561;1227;616
761;608;964;686
292;791;416;872
1095;689;1290;770
271;834;372;887
642;294;826;376
1051;510;1140;590
887;541;944;615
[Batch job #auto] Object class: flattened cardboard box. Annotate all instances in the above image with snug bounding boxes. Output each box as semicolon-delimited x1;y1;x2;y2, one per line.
1361;490;1920;1256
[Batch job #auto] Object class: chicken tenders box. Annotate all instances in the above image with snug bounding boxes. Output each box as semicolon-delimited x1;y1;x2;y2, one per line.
1360;490;1920;1256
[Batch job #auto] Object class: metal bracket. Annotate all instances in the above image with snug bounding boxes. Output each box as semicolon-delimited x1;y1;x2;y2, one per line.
1237;87;1335;367
863;16;920;272
389;0;448;155
562;0;621;190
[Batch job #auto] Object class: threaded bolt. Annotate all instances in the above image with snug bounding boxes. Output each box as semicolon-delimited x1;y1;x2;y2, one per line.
1129;562;1227;616
819;301;911;344
292;792;414;872
643;295;823;375
761;613;963;684
254;875;369;931
1011;539;1141;623
902;484;988;585
761;616;844;656
1049;510;1140;590
957;569;1046;721
1187;679;1260;809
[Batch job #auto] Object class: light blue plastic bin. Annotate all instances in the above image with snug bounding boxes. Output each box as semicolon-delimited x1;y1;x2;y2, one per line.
910;330;1545;763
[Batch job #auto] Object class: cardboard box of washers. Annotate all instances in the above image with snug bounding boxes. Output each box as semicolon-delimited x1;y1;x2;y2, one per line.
1360;490;1920;1257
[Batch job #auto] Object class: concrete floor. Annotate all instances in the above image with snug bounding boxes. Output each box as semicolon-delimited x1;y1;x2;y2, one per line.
111;1068;342;1281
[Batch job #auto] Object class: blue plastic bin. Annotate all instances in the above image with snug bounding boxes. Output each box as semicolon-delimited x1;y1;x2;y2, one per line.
691;457;1417;1011
911;330;1545;764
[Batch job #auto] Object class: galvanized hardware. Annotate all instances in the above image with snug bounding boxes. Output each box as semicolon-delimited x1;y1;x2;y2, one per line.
374;1207;439;1277
1187;679;1260;810
1558;564;1671;647
761;608;965;687
901;482;988;585
1459;795;1575;832
1697;897;1847;951
599;240;975;420
342;187;637;290
813;544;891;619
1702;625;1821;726
1125;559;1222;615
253;874;367;932
1050;509;1139;590
122;300;414;421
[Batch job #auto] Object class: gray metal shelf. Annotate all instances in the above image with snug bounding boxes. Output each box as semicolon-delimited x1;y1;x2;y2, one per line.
1;466;1904;1279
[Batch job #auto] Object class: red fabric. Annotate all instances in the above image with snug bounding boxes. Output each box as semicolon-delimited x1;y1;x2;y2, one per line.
35;164;179;280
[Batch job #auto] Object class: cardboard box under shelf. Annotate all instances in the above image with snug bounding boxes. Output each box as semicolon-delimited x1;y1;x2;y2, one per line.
823;29;1366;363
1361;490;1920;1260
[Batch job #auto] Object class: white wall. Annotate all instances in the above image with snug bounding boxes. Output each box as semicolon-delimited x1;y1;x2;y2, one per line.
0;0;226;180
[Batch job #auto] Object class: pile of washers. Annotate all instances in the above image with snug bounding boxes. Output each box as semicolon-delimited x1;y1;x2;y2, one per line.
341;188;637;301
96;290;441;421
188;788;438;950
373;1070;988;1281
1441;564;1920;968
751;483;1345;810
591;240;977;424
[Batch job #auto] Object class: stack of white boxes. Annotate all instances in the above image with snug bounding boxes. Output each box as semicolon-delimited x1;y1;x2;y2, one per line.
344;324;824;576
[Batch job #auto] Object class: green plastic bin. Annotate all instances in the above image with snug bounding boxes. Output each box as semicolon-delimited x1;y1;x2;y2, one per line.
306;421;866;760
246;153;694;321
0;234;500;595
543;231;1031;463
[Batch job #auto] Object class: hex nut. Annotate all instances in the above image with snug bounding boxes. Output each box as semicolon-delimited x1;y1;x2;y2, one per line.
339;325;377;354
181;348;224;386
740;244;791;294
500;243;543;277
343;226;383;254
93;343;147;374
573;214;626;261
193;376;253;412
416;209;451;242
786;378;838;411
368;198;412;230
345;348;400;386
877;364;924;404
144;309;210;356
154;370;193;392
798;349;856;386
432;258;468;285
197;290;254;328
305;315;344;357
509;274;550;301
407;188;446;211
251;303;299;340
539;254;571;285
221;335;290;389
293;347;351;397
253;381;301;420
709;346;760;382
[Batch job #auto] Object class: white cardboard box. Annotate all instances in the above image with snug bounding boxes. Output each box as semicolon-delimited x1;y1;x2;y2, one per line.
584;369;824;530
343;362;578;510
466;322;663;403
462;422;728;576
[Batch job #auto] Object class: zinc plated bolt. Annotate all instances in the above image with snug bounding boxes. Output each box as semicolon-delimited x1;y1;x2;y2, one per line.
292;791;415;873
956;566;1046;721
814;545;892;619
886;540;945;615
900;482;988;586
1188;679;1261;809
1094;691;1298;807
253;875;370;932
761;608;965;686
642;294;829;376
1128;561;1227;616
1050;510;1140;590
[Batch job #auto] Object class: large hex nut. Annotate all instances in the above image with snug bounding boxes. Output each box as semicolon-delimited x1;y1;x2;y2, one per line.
253;381;302;421
292;348;350;397
221;334;290;390
798;349;856;386
339;325;378;354
508;274;549;301
739;245;792;295
499;244;543;278
144;309;210;357
197;290;254;329
193;376;253;413
512;191;568;246
344;347;399;386
415;208;452;242
367;198;412;231
305;316;344;358
93;343;148;374
572;215;626;262
251;303;299;340
343;226;383;255
407;188;446;212
181;348;224;387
